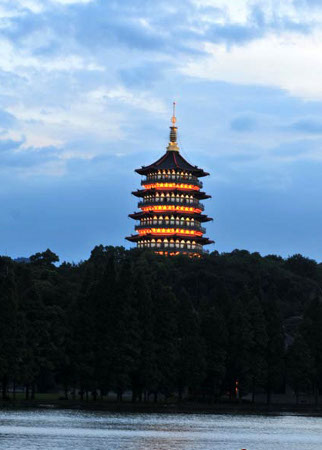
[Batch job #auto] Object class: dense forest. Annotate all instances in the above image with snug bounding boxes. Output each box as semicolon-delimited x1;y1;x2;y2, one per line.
1;246;322;405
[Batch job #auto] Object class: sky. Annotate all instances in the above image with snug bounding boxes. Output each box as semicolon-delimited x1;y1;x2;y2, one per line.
1;0;322;262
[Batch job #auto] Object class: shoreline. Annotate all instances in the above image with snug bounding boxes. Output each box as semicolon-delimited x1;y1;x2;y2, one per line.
1;400;322;417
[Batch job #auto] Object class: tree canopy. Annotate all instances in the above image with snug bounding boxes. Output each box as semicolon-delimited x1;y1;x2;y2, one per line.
1;246;322;405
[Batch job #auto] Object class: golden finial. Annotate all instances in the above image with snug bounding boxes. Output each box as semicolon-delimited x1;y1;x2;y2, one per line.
167;101;179;152
171;101;176;125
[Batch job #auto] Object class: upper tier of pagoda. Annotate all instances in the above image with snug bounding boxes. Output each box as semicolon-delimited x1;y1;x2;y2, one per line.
135;151;209;178
135;102;209;178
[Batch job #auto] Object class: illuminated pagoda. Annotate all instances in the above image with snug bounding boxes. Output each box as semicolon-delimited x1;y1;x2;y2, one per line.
126;103;214;257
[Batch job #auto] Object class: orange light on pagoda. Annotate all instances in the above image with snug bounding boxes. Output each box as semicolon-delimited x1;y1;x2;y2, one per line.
143;182;199;191
141;205;202;214
138;228;203;237
155;251;201;258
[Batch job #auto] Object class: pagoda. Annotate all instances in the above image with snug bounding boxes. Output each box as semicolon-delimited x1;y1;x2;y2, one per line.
126;103;214;257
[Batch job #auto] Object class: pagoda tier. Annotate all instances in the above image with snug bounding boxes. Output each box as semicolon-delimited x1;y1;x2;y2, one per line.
127;233;212;245
126;103;214;257
135;150;209;178
128;211;213;223
132;189;211;200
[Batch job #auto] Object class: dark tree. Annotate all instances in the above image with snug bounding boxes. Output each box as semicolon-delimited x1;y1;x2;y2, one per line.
153;284;178;401
176;290;206;400
30;249;59;266
263;297;285;405
0;259;18;400
201;305;227;402
286;334;315;403
247;294;268;402
225;298;253;400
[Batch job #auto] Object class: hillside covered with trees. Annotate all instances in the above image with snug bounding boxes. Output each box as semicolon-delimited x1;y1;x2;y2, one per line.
1;246;322;406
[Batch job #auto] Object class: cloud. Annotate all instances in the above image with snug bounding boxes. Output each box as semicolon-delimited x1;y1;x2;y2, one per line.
119;62;166;88
5;89;126;149
287;119;322;134
88;86;167;114
294;0;322;8
1;0;312;65
1;0;322;179
1;0;45;15
0;37;103;74
53;0;94;4
0;138;66;176
0;109;17;128
270;139;313;157
0;138;24;151
230;115;256;132
181;32;322;100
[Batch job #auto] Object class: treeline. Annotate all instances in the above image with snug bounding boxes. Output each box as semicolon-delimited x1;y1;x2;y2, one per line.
1;246;322;404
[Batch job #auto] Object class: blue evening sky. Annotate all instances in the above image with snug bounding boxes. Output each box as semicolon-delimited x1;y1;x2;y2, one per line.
1;0;322;262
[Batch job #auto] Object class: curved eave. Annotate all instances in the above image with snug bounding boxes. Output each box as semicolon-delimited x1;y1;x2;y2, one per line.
135;150;209;178
128;211;213;222
132;189;211;200
126;234;214;245
126;235;138;242
136;167;209;178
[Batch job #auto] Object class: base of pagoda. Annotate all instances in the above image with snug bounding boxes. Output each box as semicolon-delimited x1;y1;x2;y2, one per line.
154;250;202;258
137;245;209;257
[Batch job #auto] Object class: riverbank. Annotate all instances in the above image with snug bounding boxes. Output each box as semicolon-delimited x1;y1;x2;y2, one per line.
2;398;322;417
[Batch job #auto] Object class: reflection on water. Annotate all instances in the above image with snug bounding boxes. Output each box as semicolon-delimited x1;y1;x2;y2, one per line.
0;409;322;450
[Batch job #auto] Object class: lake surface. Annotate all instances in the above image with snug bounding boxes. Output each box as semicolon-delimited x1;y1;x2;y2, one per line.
0;409;321;449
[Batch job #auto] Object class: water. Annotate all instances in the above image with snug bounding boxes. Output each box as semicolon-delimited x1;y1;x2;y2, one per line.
0;409;321;449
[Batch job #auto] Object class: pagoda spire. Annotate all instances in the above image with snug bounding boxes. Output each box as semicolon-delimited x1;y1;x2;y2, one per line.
167;101;179;152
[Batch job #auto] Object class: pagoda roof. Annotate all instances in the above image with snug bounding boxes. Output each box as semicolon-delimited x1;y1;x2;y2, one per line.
132;189;211;200
135;150;209;178
126;233;214;245
128;211;213;222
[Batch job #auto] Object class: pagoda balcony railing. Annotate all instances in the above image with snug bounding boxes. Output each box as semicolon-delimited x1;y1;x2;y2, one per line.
137;243;208;255
138;199;204;211
135;222;206;234
141;175;203;188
